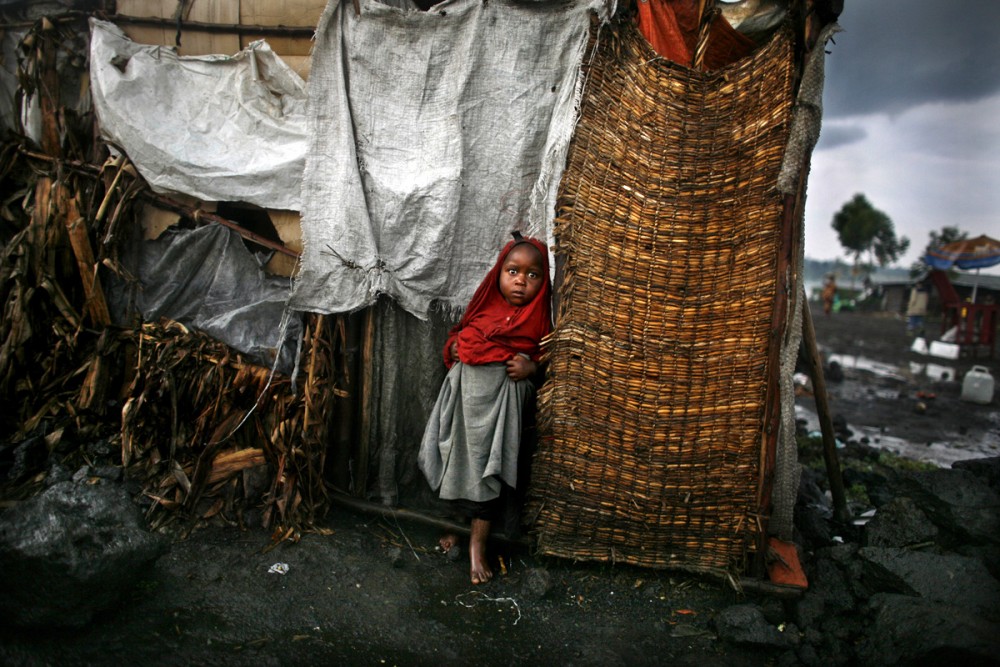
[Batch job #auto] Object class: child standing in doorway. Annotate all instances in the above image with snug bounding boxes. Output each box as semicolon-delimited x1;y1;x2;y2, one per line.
418;231;552;585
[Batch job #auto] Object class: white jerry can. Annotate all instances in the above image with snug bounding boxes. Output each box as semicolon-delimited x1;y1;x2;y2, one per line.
961;366;995;405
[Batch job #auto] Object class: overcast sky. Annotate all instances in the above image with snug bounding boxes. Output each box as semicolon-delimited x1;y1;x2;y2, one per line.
805;1;1000;275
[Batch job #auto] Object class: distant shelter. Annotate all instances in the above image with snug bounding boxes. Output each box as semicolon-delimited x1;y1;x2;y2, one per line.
871;274;1000;315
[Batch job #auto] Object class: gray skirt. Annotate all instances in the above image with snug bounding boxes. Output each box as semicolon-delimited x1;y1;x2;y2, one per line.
418;362;534;503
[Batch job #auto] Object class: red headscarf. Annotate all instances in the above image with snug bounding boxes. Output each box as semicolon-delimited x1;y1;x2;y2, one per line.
444;235;553;368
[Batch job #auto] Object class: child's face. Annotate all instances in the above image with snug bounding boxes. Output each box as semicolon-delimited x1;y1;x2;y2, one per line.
499;244;545;307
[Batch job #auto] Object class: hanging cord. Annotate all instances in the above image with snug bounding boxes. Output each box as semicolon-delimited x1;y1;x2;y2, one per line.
213;295;300;444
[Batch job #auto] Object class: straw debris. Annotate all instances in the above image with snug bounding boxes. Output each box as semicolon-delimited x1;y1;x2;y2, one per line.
0;15;342;533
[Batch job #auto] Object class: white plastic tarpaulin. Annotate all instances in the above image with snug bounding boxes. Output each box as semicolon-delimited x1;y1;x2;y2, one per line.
88;18;308;211
290;0;611;318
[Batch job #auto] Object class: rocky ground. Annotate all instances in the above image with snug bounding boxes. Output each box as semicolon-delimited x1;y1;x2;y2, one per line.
1;304;998;666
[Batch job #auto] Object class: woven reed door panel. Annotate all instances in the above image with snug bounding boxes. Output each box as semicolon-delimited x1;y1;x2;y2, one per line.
527;23;795;572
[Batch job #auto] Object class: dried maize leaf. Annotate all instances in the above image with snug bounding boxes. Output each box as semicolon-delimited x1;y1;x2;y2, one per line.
22;396;59;434
201;497;224;519
208;410;245;445
37;278;80;328
78;354;108;412
43;427;64;449
120;397;138;467
206;448;266;485
171;460;192;495
145;492;179;510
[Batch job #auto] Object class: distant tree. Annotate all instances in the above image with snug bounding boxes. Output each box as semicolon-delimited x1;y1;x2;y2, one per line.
831;194;909;285
910;226;968;278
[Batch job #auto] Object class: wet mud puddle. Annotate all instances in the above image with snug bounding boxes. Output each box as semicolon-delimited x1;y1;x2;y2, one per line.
797;353;1000;468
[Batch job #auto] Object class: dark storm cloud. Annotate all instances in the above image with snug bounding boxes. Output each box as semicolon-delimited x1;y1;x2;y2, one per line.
822;1;1000;118
815;123;866;150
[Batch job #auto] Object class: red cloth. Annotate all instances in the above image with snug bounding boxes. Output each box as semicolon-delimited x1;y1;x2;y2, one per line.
766;537;809;589
636;0;755;70
444;236;552;368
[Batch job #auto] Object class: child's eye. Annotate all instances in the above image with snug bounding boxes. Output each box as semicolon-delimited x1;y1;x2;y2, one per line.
528;272;539;279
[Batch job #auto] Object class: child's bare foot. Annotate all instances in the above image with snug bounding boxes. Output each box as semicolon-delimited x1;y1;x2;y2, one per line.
438;533;461;561
469;518;493;585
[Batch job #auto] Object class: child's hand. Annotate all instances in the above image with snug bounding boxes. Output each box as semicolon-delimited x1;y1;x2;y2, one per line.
450;340;460;362
505;354;537;381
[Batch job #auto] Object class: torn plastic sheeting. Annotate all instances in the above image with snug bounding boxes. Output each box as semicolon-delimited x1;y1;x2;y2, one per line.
111;223;302;375
88;18;308;211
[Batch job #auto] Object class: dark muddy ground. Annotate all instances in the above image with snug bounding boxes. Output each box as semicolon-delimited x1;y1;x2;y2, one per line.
1;507;777;667
1;304;997;666
802;305;999;467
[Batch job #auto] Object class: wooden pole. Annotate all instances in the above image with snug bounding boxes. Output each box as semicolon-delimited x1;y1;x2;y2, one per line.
333;312;361;491
800;302;851;524
355;305;376;497
106;14;317;37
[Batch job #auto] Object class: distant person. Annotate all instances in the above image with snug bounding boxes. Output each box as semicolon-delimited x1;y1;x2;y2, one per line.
418;232;552;585
906;281;929;336
821;274;837;316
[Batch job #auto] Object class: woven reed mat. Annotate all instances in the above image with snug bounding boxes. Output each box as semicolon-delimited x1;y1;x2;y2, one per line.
526;21;795;573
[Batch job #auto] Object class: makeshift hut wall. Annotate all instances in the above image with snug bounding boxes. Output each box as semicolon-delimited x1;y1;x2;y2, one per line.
526;22;795;573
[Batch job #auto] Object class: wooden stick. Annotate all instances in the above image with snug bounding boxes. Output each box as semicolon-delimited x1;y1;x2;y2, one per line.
329;491;532;546
330;491;804;596
95;157;128;225
302;315;323;439
333;312;361;490
801;302;851;524
356;305;376;497
107;14;317;37
757;193;797;554
16;149;300;260
154;196;301;259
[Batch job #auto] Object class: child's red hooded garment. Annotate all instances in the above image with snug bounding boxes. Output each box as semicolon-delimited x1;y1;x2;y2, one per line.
444;235;553;368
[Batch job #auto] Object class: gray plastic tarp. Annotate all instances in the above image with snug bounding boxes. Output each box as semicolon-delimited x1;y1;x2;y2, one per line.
108;224;302;375
290;0;611;319
88;18;308;211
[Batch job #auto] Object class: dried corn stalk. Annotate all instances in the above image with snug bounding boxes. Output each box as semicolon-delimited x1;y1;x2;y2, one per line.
120;315;341;532
1;16;343;536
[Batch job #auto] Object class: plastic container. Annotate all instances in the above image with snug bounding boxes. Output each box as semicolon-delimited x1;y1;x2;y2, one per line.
910;337;928;355
961;366;995;405
929;340;960;360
